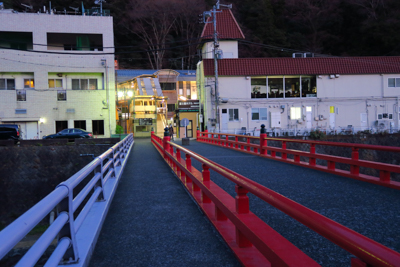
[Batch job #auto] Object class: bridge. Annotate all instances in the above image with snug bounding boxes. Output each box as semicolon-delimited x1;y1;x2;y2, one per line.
0;132;400;266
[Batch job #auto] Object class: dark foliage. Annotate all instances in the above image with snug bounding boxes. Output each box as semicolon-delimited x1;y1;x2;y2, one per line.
4;0;400;68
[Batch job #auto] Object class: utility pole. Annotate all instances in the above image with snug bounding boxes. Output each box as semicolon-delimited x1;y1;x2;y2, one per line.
213;3;220;132
202;1;231;132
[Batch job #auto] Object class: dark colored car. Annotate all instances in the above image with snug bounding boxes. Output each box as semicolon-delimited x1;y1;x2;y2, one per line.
42;128;93;140
0;124;20;143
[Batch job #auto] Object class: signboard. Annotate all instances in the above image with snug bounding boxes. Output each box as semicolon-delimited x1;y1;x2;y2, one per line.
178;100;199;112
180;118;189;127
139;118;152;125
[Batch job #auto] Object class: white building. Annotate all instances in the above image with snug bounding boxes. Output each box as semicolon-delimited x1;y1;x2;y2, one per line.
197;9;400;136
0;9;116;139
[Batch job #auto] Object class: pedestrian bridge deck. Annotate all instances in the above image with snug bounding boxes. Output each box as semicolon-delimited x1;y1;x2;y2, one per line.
90;138;400;267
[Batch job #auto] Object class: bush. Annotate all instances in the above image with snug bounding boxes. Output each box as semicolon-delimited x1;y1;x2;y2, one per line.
310;129;326;140
115;125;124;134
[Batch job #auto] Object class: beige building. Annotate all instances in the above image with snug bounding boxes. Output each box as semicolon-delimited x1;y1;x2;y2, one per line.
0;9;116;139
197;8;400;136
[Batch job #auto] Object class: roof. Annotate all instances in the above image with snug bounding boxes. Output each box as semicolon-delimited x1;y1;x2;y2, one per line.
202;57;400;76
116;69;196;84
201;9;245;40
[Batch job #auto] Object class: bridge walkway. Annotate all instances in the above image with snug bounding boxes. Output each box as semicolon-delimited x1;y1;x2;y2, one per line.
89;138;241;267
90;138;400;267
183;139;400;266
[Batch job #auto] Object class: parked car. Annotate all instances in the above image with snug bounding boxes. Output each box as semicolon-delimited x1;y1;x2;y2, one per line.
0;124;20;143
42;128;93;140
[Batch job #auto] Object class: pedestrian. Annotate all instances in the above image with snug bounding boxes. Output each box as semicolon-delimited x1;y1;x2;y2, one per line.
169;124;174;141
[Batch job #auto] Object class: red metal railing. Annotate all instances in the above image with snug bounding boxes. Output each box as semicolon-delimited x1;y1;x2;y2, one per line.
196;130;400;190
151;132;400;267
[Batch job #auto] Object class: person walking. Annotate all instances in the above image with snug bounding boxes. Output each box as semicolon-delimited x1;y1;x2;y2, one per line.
168;124;174;141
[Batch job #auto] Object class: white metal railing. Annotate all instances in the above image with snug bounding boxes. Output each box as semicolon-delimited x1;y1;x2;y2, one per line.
0;134;134;267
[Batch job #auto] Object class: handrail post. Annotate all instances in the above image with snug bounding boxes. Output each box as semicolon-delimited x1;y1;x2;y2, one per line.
235;136;239;149
282;141;287;159
202;164;211;203
151;131;154;145
309;143;316;166
57;185;79;263
235;185;251;248
225;135;229;147
163;127;170;162
176;148;181;178
350;147;360;175
169;144;174;169
185;154;192;186
205;129;209;143
260;124;267;155
218;134;221;145
196;129;200;140
246;137;251;152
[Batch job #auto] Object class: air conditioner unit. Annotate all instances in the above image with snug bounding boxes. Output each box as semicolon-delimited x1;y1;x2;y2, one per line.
292;53;303;58
319;115;324;120
314;116;319;121
304;53;314;58
375;120;389;131
297;120;303;124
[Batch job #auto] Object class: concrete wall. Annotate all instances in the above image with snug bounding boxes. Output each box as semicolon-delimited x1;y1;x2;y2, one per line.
202;40;239;59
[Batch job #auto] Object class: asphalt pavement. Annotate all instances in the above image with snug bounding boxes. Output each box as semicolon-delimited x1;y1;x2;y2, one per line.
177;139;400;267
89;138;241;267
90;138;400;267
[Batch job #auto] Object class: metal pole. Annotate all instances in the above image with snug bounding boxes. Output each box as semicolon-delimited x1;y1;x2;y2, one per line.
213;4;219;132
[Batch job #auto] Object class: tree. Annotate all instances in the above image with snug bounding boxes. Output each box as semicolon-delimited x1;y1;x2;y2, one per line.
282;0;342;54
123;0;182;70
171;0;205;69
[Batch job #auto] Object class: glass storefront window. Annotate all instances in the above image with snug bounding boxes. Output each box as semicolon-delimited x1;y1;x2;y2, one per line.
251;78;267;98
268;78;283;98
285;77;300;98
302;76;317;97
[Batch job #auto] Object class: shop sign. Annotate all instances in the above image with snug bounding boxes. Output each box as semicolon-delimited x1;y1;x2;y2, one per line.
178;100;199;112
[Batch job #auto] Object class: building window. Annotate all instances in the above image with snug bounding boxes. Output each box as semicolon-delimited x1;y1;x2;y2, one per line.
72;79;98;90
0;78;15;90
0;31;33;50
377;113;393;120
285;77;300;97
167;104;175;112
16;90;26;101
74;120;86;130
229;108;239;121
49;79;63;88
56;121;68;133
290;107;302;120
24;79;34;89
251;78;267;98
47;33;103;51
388;78;400;87
57;90;67;101
302;76;317;97
92;120;104;135
15;109;27;114
268;78;283;98
160;83;176;90
252;108;268;121
178;81;184;95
